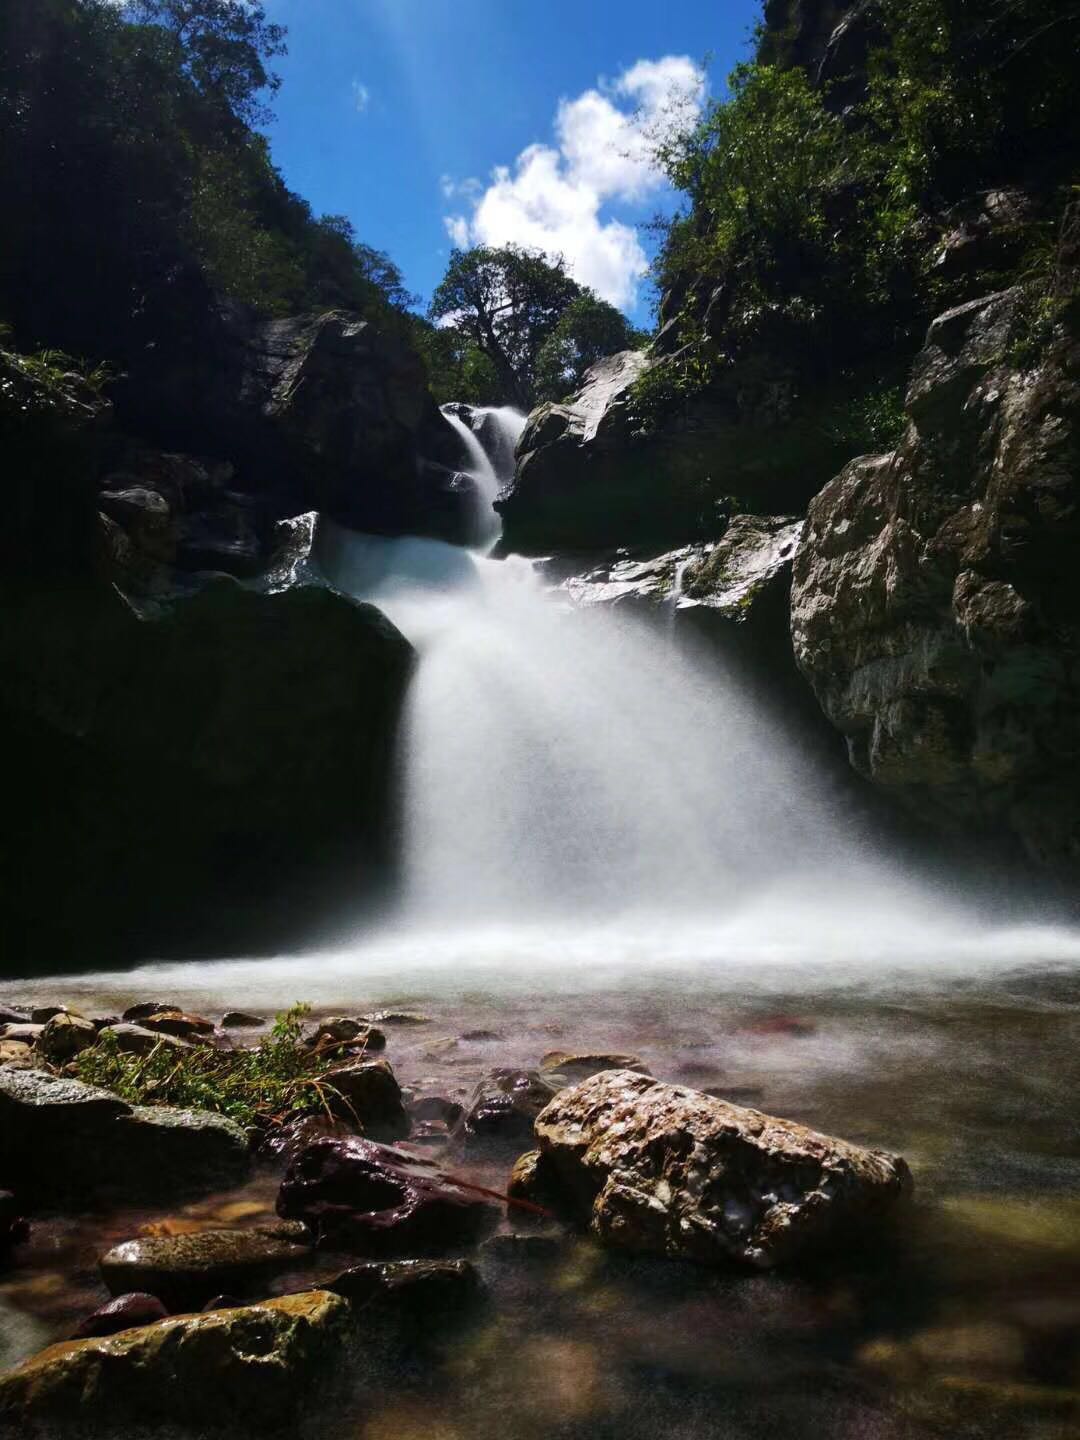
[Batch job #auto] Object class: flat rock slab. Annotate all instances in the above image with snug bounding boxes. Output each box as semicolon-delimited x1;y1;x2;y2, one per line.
100;1224;312;1310
0;1067;250;1204
0;1290;350;1435
532;1070;912;1269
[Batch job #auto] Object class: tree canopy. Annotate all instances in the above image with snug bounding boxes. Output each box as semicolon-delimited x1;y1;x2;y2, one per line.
427;245;642;409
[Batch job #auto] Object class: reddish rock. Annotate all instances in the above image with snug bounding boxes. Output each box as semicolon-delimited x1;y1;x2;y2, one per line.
277;1136;499;1254
71;1293;168;1339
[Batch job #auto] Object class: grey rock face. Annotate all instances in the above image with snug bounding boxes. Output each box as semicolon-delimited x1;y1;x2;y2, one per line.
791;289;1080;878
531;1070;912;1269
0;1068;251;1204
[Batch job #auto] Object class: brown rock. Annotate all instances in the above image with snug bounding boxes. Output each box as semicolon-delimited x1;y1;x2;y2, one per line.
325;1058;409;1139
277;1136;499;1254
540;1051;651;1080
0;1290;351;1432
71;1293;168;1339
99;1224;312;1311
140;1010;215;1038
532;1070;912;1269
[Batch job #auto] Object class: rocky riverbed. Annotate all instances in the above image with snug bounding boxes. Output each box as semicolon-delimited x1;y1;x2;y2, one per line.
1;964;1078;1438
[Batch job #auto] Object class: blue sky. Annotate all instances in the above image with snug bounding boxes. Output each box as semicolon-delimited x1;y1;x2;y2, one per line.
264;0;762;323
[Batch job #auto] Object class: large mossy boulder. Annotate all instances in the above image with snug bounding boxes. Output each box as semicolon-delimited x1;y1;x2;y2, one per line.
0;1068;251;1204
0;1290;351;1437
791;288;1080;880
0;574;412;968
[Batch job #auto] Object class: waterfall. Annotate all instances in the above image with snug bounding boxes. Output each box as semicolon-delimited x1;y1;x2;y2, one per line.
441;405;526;546
316;409;1032;967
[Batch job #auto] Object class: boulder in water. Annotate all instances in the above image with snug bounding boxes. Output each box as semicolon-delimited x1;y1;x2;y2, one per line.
529;1069;913;1269
457;1069;559;1149
99;1224;312;1311
0;1290;351;1434
277;1136;500;1254
324;1058;410;1139
70;1293;169;1340
326;1258;481;1324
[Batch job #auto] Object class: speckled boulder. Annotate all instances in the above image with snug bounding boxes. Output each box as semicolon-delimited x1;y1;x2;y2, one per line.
531;1070;912;1269
99;1224;312;1310
0;1290;351;1435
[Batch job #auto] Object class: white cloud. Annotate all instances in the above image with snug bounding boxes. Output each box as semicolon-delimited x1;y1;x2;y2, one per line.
351;80;370;114
442;55;704;312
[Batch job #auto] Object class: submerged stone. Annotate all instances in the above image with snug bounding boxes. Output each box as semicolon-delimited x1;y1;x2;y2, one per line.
99;1224;313;1311
327;1258;481;1323
530;1070;912;1269
70;1293;168;1340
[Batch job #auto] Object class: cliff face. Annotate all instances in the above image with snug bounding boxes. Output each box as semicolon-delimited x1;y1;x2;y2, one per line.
792;290;1080;880
0;304;480;970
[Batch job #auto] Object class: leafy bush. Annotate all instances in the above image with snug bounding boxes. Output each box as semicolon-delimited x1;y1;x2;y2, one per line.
823;386;908;454
73;1003;360;1131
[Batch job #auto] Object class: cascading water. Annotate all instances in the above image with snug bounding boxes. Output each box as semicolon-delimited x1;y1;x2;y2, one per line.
311;405;1079;981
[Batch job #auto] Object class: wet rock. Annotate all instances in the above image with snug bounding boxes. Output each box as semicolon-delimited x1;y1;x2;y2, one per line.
37;1012;98;1061
0;1068;251;1203
0;1290;351;1433
4;575;414;971
0;1024;44;1045
325;1058;409;1139
277;1136;500;1254
29;1006;83;1025
202;1294;245;1311
540;1051;651;1081
481;1233;565;1264
0;1006;29;1026
0;1192;30;1258
408;1095;464;1127
221;1010;264;1028
327;1258;481;1323
364;1010;432;1026
461;1029;503;1042
140;1009;215;1039
305;1016;386;1052
0;1040;39;1070
100;1224;313;1311
70;1293;168;1340
507;1149;563;1211
98;1021;194;1055
121;1002;178;1022
531;1070;913;1269
259;1113;357;1165
458;1069;558;1148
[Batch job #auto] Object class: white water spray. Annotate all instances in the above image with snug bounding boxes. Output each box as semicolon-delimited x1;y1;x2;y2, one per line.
315;404;1071;973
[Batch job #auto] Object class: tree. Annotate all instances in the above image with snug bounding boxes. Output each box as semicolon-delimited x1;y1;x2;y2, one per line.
535;293;648;402
429;245;640;409
122;0;286;125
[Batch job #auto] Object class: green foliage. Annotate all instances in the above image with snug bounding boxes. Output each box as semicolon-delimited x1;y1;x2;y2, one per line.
429;245;639;408
1007;191;1080;366
534;293;647;403
120;0;287;126
650;1;1080;426
0;0;412;371
823;385;908;453
72;1003;359;1131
